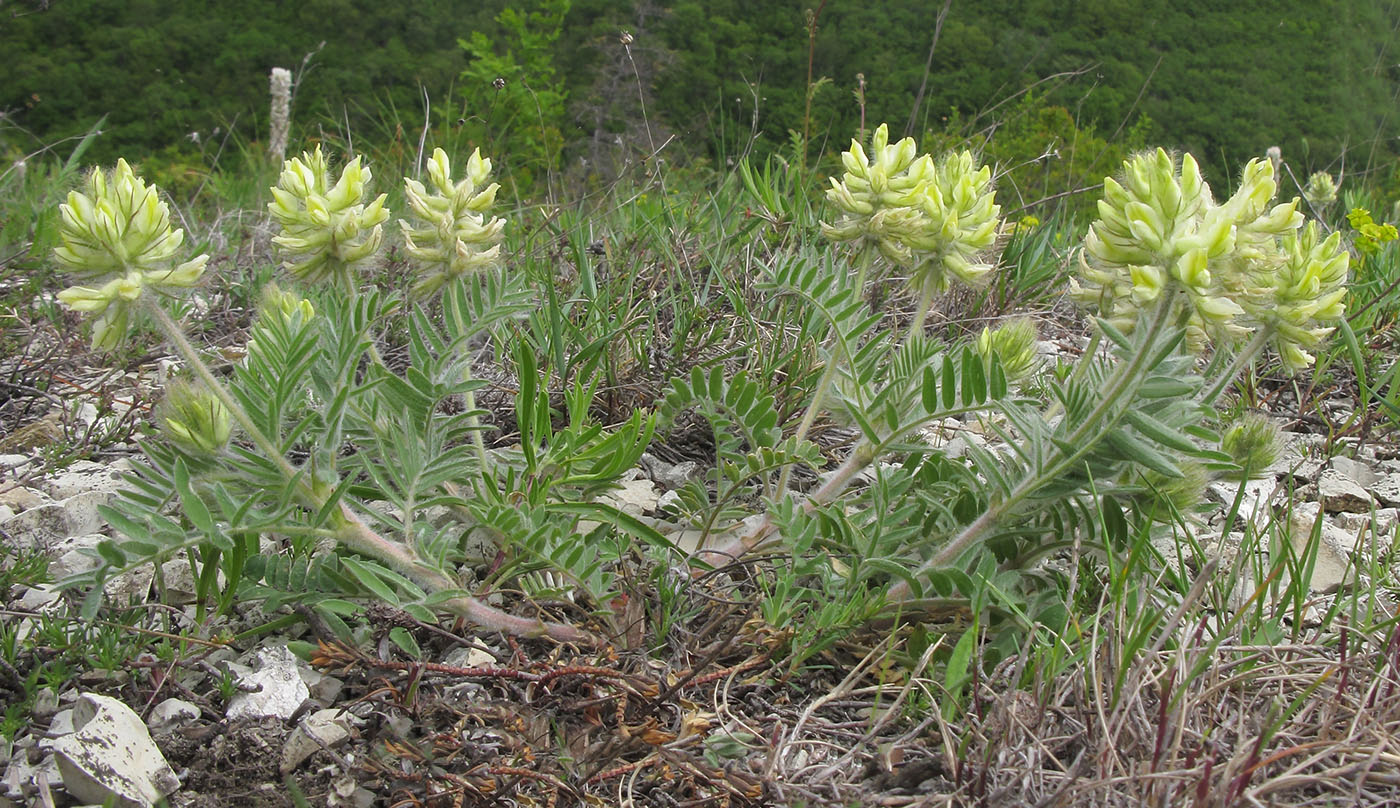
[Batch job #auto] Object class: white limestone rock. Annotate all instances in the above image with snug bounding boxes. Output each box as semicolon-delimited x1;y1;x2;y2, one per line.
147;699;201;729
1315;469;1374;514
601;478;661;517
1288;502;1366;592
40;460;130;501
0;491;111;549
1206;479;1280;529
51;693;180;808
226;646;310;721
280;708;355;774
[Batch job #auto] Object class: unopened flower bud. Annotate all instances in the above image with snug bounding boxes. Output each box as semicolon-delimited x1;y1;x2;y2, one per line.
160;381;232;456
975;317;1039;383
1220;413;1281;478
1303;172;1337;208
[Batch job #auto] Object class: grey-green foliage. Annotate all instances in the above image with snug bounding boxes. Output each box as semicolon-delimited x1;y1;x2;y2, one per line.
61;268;659;634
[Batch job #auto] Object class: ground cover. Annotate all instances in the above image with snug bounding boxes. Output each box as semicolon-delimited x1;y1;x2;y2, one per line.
2;124;1400;807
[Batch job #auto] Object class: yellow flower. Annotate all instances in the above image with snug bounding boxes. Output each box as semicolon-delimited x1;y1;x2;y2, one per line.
398;148;507;298
821;124;1000;293
1074;149;1303;347
53;160;208;350
268;146;389;288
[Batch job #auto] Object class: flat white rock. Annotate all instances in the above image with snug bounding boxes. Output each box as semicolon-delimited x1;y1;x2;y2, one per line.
148;698;201;728
51;693;180;808
1315;469;1374;514
227;646;310;721
280;708;355;773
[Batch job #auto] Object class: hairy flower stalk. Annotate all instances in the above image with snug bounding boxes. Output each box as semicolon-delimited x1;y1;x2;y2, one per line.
54;159;209;350
268;67;292;162
779;126;1000;497
398;147;508;466
268;146;388;289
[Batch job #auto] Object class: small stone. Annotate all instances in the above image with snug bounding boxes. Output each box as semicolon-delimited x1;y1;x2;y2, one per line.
17;585;62;612
1315;469;1374;514
148;699;201;728
653;460;701;490
1206;479;1279;529
601;478;661;517
47;533;107;579
72;401;99;428
103;565;155;606
227;646;310;721
280;709;354;774
0;483;46;514
52;693;181;808
0;453;38;473
158;556;225;605
443;646;497;669
300;668;345;704
2;747;62;805
1334;508;1399;536
40;709;75;748
1372;474;1400;508
1288;502;1364;592
0;491;111;550
31;688;59;720
41;460;129;501
1329;455;1377;487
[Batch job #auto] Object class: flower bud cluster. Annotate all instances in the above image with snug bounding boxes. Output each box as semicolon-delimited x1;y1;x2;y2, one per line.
975;317;1039;383
1220;412;1282;478
399;148;506;298
1303;171;1337;209
159;380;231;457
54;159;209;350
1072;148;1348;369
821;124;1000;291
245;284;316;366
268;146;388;288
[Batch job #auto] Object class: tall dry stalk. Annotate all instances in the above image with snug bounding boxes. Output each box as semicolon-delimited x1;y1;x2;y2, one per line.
269;67;292;162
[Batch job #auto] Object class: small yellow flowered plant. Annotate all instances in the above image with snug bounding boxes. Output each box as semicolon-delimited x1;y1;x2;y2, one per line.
1070;148;1346;369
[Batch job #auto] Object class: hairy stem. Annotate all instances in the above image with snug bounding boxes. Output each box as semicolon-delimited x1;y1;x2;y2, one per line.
145;300;302;486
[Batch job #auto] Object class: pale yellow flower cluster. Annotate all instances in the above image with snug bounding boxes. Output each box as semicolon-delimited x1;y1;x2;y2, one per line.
821;124;1000;293
268;146;388;287
54;159;209;350
1072;148;1348;369
399;148;506;298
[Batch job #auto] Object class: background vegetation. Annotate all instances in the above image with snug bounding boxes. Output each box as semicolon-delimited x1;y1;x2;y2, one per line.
5;0;1398;194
